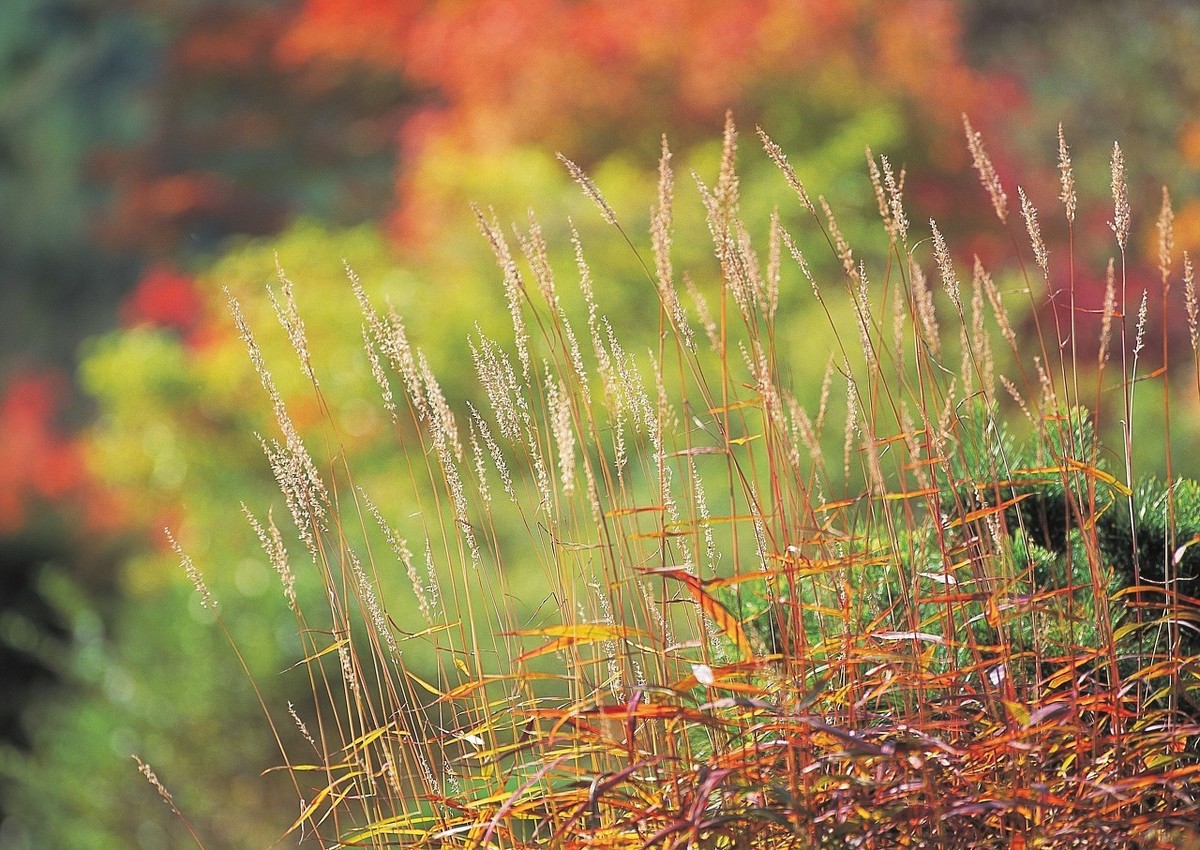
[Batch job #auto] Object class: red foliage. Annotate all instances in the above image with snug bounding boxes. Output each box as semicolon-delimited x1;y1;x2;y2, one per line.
120;263;207;342
90;4;399;260
0;372;95;534
93;171;239;255
174;6;293;76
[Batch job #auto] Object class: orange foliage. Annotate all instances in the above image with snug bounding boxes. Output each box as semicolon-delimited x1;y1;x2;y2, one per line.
1174;199;1200;257
280;0;989;152
275;0;421;73
1181;120;1200;170
278;0;1006;244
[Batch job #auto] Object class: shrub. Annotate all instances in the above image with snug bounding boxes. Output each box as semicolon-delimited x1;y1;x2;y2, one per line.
161;116;1200;848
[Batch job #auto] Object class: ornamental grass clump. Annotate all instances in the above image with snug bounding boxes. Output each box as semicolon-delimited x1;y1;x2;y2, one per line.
162;115;1200;848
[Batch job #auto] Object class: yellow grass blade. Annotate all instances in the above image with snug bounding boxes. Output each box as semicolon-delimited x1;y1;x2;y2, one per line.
510;625;645;664
405;668;446;698
283;770;361;836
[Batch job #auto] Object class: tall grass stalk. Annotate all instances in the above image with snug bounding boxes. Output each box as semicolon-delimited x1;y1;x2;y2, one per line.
169;116;1200;848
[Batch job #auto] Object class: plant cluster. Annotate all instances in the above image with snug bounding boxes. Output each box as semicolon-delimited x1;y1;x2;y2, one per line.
162;116;1200;848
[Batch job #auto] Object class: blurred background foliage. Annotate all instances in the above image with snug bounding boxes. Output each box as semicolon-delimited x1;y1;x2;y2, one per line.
1;1;1198;847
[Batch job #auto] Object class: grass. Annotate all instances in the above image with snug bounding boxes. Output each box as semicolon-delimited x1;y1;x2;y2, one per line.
153;115;1200;848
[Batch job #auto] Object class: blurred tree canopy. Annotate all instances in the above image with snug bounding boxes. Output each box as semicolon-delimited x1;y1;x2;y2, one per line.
0;0;150;370
0;0;408;376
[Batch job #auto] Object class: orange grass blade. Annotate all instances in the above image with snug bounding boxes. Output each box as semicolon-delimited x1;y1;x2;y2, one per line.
671;665;770;696
343;817;437;844
641;567;755;659
605;504;666;518
342;723;397;755
509;624;642;640
945;493;1032;528
813;496;860;513
1010;458;1133;497
440;672;559;702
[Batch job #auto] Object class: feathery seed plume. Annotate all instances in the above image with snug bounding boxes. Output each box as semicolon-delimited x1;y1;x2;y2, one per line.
467;402;514;502
650;136;694;350
1058;124;1076;223
964;114;1008;223
1018;187;1049;277
778;222;822;304
909;256;940;355
821;196;857;283
360;488;435;623
242;504;295;610
1185;252;1197;353
167;528;215;610
558;154;617;226
971;258;996;395
685;272;720;350
517;212;557;308
546;374;576;496
766;207;781;321
287;702;317;751
651;134;675;291
1001;375;1033;423
133;755;181;815
930;219;962;312
716;111;740;216
270;257;316;383
1158;186;1174;284
842;368;859;486
758;127;817;217
980;258;1016;350
866;147;891;230
1110;142;1130;250
361;324;397;424
1134;288;1149;358
880;155;908;244
474;205;532;378
1098;258;1117;366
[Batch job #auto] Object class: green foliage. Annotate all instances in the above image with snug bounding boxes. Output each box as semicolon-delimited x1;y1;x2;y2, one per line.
731;397;1200;674
0;573;301;849
1101;476;1200;586
10;223;414;846
0;0;153;367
